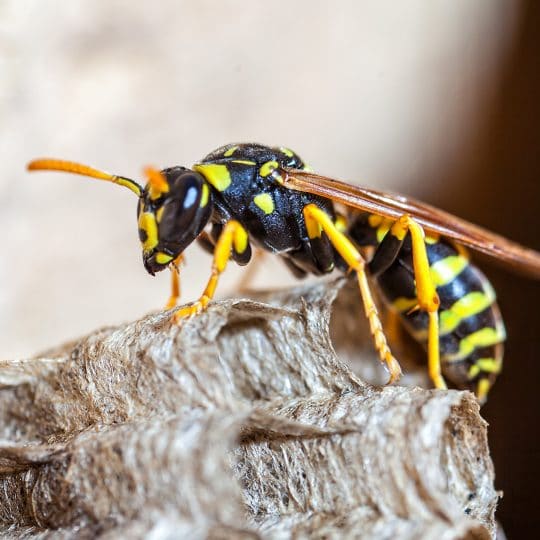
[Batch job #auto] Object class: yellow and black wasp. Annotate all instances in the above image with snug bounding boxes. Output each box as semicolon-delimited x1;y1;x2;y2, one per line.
27;143;540;402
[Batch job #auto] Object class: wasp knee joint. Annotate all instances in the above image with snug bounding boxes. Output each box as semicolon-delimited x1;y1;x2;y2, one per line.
419;294;440;313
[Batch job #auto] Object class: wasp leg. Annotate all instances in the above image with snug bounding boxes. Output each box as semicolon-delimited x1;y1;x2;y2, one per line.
174;221;249;322
303;203;402;384
282;256;308;279
197;230;215;255
236;248;266;292
198;226;256;293
206;223;252;266
390;215;446;390
164;255;184;310
199;226;256;292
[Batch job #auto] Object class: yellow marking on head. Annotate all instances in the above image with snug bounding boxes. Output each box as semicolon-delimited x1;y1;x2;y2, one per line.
392;297;418;313
223;145;238;157
429;255;468;287
280;147;295;158
138;212;158;251
259;160;279;177
447;325;506;362
231;159;257;166
376;219;392;243
193;163;231;191
156;206;165;223
253;193;275;215
335;214;348;233
439;288;496;335
200;183;209;207
368;214;383;228
155;252;173;265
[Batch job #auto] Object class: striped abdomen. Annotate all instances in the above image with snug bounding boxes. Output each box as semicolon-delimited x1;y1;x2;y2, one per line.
349;214;506;399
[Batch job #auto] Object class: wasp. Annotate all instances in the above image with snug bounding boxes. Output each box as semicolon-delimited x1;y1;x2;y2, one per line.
27;143;540;402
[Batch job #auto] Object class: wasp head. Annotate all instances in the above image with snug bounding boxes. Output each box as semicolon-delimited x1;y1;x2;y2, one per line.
138;166;213;275
26;158;214;277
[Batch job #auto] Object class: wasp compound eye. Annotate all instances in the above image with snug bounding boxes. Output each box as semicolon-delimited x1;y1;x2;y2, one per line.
138;169;213;275
157;171;211;245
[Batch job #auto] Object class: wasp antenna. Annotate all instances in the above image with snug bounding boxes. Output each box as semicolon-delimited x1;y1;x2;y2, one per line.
27;158;143;196
143;165;169;199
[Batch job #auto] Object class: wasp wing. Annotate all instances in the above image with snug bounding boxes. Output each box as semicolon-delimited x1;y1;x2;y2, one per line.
282;169;540;279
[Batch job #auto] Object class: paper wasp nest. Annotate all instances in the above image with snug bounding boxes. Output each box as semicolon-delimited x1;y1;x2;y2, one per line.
0;279;498;539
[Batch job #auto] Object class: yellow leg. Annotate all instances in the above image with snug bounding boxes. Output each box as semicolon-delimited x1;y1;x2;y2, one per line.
427;311;445;389
475;378;491;404
164;255;183;310
174;221;248;323
390;215;446;390
303;204;402;384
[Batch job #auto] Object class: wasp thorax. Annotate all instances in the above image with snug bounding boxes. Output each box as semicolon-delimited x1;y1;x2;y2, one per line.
138;167;213;275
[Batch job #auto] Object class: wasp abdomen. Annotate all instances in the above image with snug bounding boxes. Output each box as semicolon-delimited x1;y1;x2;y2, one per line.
350;213;506;398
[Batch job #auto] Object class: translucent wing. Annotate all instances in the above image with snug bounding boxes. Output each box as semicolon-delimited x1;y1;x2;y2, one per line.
282;169;540;279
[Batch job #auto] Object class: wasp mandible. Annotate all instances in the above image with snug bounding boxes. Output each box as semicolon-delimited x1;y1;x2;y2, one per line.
27;143;540;402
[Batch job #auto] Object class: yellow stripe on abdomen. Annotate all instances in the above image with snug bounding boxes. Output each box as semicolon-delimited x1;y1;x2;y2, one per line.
439;285;496;335
468;357;503;379
390;254;473;318
429;255;468;287
446;322;506;363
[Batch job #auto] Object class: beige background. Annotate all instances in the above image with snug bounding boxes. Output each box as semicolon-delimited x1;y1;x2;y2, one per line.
0;1;521;357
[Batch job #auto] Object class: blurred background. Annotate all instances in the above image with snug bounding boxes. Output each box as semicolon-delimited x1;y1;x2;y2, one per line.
0;0;538;536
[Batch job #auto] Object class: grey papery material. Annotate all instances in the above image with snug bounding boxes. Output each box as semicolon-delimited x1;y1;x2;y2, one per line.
0;280;497;539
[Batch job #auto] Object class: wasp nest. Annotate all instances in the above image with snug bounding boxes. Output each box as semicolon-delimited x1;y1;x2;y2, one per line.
0;279;498;539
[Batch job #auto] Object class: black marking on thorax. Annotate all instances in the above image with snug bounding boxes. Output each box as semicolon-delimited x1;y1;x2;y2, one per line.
199;144;335;253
